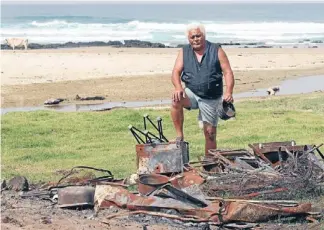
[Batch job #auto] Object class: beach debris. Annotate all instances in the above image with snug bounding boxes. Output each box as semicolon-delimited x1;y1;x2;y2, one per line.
267;86;280;95
44;98;64;105
75;95;105;101
7;176;29;192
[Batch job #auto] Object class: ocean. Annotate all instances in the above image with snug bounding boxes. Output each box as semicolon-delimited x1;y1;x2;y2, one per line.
1;2;324;47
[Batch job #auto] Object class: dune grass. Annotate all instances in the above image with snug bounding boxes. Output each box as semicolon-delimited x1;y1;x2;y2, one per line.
1;92;324;183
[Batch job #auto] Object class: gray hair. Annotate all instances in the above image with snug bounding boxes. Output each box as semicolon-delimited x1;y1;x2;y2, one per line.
185;23;206;37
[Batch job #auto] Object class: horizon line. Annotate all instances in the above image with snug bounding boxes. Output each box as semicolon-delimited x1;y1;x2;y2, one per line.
2;0;324;4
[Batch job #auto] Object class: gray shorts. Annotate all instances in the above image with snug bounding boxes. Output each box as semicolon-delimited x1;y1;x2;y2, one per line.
184;87;222;127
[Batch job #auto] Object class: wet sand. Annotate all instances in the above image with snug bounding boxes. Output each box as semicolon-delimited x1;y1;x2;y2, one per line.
1;47;324;108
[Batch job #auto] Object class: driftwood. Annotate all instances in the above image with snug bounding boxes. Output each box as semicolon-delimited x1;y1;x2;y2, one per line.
267;86;280;95
44;98;65;105
75;95;105;101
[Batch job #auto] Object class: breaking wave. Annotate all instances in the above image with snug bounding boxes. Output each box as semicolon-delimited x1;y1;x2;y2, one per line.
2;19;324;45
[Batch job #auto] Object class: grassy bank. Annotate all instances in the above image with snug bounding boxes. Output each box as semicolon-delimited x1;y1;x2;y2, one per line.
2;92;324;182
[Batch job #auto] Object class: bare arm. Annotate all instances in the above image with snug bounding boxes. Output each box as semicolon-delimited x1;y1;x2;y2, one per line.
218;47;235;101
171;49;185;102
171;49;184;90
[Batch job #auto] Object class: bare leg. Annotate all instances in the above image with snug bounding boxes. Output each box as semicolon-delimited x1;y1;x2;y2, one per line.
170;97;191;140
203;122;217;155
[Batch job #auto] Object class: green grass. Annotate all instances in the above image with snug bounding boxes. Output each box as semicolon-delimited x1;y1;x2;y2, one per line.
1;92;324;182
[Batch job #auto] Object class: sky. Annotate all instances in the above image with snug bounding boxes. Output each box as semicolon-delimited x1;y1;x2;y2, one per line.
2;0;324;3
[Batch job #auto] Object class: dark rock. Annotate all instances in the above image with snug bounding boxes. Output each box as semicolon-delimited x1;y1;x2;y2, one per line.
312;40;323;43
176;44;186;48
256;45;273;48
178;42;243;48
2;40;167;50
107;41;124;47
1;44;11;50
44;98;65;105
75;95;105;101
1;216;23;227
7;176;29;191
124;40;165;48
221;42;241;46
1;180;6;190
40;216;52;224
0;39;283;50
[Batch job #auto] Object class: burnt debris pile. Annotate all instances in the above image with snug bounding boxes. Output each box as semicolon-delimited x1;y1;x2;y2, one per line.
3;114;324;229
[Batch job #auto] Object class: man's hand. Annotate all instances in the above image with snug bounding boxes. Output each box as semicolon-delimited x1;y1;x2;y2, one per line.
172;88;185;102
223;92;233;103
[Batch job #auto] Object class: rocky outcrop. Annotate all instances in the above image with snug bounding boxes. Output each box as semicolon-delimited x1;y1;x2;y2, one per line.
1;40;167;50
2;39;322;50
123;40;166;48
6;176;29;191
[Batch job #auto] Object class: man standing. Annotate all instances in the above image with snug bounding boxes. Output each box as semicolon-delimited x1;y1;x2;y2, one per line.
171;23;235;155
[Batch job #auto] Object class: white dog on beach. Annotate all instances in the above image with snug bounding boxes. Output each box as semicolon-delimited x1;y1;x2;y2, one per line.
5;38;29;50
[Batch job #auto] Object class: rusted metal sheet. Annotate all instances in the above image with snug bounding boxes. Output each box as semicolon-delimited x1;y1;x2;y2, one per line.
94;185;142;210
96;185;313;224
170;171;205;189
203;149;270;173
138;174;169;196
88;138;322;224
127;199;221;221
251;141;296;149
208;149;252;158
138;174;208;208
138;171;205;197
136;141;189;174
249;141;316;166
219;201;312;223
126;198;312;224
57;186;95;208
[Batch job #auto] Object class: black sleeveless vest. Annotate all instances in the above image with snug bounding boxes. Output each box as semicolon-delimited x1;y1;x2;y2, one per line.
181;41;223;99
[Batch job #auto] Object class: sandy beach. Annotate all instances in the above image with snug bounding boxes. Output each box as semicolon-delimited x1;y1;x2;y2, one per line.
1;47;324;108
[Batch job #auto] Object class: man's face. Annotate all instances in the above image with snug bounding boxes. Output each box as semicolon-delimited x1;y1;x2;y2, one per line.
188;29;205;51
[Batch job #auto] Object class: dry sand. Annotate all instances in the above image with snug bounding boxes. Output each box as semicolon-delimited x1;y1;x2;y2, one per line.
1;47;324;108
